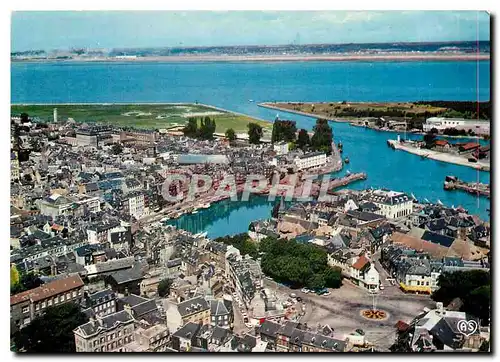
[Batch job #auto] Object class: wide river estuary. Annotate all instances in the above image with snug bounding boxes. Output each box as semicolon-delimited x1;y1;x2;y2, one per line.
11;60;491;237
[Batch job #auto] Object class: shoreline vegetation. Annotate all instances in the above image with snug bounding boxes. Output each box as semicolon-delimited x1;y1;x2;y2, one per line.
11;52;490;63
259;101;491;139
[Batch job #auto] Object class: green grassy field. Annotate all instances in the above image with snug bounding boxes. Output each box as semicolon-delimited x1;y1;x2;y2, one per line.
11;103;271;133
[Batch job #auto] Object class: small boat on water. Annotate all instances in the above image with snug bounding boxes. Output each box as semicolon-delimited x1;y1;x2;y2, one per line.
199;203;211;209
437;199;444;206
249;99;254;103
344;157;350;164
160;216;169;222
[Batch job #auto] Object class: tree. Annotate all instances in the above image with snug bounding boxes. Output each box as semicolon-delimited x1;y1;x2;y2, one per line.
310;119;333;155
183;117;198;137
198;116;216;140
111;143;123;155
158;279;173;298
20;113;29;124
296;129;310;150
13;303;86;353
432;270;490;325
225;128;236;142
247;123;263;144
271;120;297;143
323;267;342;288
430;127;439;134
10;265;20;288
423;132;437;149
11;272;43;295
307;273;326;290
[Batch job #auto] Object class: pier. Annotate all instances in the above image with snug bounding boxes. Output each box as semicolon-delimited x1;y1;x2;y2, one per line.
444;176;490;198
327;172;367;193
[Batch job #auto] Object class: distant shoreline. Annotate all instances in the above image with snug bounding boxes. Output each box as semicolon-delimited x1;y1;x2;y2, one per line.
11;52;490;63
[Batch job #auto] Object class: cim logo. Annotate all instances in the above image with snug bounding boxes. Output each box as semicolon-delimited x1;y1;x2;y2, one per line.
457;319;479;337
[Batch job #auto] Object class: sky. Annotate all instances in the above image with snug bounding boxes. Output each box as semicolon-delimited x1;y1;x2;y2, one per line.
11;11;490;52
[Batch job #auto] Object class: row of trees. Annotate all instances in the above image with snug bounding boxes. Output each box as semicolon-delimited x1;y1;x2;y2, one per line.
270;119;333;155
259;237;342;290
183;116;217;140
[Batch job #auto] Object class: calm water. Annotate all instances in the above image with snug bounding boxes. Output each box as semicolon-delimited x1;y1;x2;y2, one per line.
11;61;491;234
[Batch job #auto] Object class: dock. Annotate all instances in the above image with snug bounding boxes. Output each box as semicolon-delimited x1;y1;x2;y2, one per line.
327;172;367;193
443;176;490;198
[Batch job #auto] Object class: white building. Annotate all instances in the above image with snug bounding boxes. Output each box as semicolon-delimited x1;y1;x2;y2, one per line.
126;192;148;220
294;152;327;171
423;117;490;135
367;189;413;219
273;142;289;155
349;255;380;291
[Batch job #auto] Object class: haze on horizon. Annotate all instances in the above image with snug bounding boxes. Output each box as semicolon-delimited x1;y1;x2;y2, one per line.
11;10;490;52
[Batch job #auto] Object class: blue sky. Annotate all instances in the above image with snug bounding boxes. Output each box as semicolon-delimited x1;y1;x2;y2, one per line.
11;11;490;52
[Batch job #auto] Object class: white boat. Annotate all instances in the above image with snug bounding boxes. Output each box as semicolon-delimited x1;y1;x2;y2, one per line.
192;210;198;214
200;203;211;209
160;216;169;222
437;199;444;206
249;99;254;103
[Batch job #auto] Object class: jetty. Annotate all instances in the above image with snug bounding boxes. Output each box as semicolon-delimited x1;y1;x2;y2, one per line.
443;176;490;198
327;172;367;193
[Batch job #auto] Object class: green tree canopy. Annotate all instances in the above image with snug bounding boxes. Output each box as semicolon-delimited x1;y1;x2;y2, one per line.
272;120;297;143
111;143;123;155
225;128;236;142
158;279;174;298
432;270;490;325
247;123;263;144
13;303;87;353
310;119;333;155
183;117;198;137
296;129;310;150
198;116;216;140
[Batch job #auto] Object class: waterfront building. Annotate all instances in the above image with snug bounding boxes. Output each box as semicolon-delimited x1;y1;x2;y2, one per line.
423;117;490;135
366;189;413;219
294;151;327;170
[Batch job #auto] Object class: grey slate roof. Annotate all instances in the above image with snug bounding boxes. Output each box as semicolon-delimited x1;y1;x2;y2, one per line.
178;296;210;317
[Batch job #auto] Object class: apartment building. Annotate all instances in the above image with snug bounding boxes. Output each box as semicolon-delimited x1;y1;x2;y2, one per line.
73;310;135;352
10;274;84;333
294;151;327;171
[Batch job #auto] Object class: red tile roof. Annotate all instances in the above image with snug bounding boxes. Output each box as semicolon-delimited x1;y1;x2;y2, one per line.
435;140;448;147
460;143;480;151
351;255;370;271
10;274;84;305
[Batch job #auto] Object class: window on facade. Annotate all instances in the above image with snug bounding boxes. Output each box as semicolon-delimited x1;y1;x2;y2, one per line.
22;306;29;313
72;291;77;298
23;318;30;325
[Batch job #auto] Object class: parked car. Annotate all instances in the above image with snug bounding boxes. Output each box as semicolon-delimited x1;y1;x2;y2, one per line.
301;288;309;294
379;285;385;290
296;297;303;302
322;292;331;297
290;293;297;298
